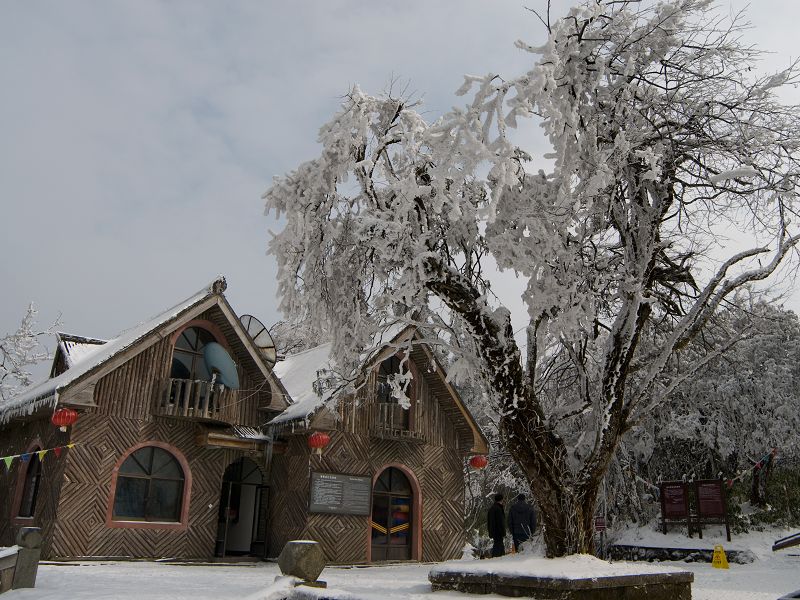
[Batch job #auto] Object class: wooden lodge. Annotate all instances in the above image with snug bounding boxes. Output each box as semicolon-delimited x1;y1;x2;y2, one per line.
0;277;487;563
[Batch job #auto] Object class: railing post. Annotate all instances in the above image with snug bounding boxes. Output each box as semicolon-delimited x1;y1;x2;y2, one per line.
181;379;191;416
200;382;210;419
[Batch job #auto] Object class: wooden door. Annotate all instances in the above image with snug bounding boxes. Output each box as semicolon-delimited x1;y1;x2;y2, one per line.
370;467;412;561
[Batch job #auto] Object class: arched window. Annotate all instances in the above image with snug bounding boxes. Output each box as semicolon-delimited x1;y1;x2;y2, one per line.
17;450;42;518
171;327;215;381
112;446;185;522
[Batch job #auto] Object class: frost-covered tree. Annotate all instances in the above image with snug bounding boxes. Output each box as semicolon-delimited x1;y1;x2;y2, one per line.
265;0;800;556
649;299;800;473
0;304;58;402
604;297;800;524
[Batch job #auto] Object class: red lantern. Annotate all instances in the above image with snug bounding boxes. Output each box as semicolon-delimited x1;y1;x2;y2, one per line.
51;408;78;432
469;455;488;470
308;431;331;455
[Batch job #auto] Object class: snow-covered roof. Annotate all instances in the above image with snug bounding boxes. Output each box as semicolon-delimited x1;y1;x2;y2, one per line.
57;333;107;368
270;343;335;425
0;277;226;425
230;425;272;441
268;322;414;426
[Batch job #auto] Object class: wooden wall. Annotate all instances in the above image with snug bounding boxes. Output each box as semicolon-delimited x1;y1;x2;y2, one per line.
268;351;467;563
0;418;70;557
2;304;273;560
50;412;260;558
45;309;271;559
90;308;273;427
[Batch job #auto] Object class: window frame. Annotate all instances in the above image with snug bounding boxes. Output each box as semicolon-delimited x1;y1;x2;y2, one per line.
11;440;43;524
375;354;415;431
167;319;230;383
106;442;192;531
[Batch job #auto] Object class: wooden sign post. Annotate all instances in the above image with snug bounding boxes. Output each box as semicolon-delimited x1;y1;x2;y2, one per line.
593;516;607;559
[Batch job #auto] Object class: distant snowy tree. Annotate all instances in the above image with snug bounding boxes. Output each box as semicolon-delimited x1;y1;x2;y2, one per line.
270;319;325;356
605;297;800;523
0;304;58;402
265;0;800;556
650;298;800;473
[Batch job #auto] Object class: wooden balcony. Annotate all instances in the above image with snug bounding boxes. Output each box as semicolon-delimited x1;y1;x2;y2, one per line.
370;402;425;442
156;378;238;423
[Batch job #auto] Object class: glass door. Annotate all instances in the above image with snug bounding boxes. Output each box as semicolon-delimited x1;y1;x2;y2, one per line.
370;467;412;561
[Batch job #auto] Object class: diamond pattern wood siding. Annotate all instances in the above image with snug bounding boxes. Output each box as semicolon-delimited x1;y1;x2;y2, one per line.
268;348;468;563
0;420;70;556
2;303;272;560
49;412;238;559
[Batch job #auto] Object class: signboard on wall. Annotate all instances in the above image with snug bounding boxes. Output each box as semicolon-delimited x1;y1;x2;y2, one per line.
309;472;372;515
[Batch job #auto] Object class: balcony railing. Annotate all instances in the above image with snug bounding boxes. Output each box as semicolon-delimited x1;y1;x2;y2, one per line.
157;378;238;422
370;402;424;442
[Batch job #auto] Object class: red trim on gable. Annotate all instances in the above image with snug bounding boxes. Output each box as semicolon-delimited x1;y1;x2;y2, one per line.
169;319;231;351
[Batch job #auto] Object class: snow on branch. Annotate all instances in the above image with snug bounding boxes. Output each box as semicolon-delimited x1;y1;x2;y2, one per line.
0;304;60;403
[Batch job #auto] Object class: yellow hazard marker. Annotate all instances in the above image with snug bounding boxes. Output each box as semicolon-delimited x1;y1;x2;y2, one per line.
711;545;729;569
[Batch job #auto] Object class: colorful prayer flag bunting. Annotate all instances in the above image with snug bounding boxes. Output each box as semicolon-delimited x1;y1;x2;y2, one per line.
0;443;76;470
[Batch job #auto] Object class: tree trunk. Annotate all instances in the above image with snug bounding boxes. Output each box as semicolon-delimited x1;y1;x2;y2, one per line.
513;451;600;556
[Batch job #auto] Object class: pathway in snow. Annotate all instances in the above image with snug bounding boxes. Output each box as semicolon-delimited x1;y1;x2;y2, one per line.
4;553;799;599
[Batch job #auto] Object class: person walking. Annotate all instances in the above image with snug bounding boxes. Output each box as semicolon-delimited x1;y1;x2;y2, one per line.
487;493;506;558
507;493;537;552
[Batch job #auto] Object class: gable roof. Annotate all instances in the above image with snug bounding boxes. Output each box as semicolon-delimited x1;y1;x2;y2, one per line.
0;277;277;425
268;326;489;454
271;342;335;425
51;333;108;373
268;323;408;426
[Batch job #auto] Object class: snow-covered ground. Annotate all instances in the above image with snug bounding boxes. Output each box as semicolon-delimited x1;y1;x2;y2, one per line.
5;557;799;600
5;531;800;600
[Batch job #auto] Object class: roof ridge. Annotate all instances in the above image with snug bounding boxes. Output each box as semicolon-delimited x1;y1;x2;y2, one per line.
56;332;108;345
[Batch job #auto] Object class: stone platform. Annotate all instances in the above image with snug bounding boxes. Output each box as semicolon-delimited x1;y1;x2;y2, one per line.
429;566;693;599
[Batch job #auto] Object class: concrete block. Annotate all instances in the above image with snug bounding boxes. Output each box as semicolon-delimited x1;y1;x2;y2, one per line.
12;527;42;590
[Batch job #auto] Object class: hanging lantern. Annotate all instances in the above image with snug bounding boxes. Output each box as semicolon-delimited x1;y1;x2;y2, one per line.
469;455;488;470
51;408;78;432
308;431;331;455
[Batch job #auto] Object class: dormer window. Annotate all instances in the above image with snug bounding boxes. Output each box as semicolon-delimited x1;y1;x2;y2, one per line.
376;355;410;431
171;327;215;381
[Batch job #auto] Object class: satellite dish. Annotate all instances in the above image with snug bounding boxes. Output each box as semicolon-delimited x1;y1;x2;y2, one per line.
239;314;277;369
203;342;240;389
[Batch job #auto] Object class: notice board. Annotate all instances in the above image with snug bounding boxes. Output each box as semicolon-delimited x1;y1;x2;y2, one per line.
696;480;726;518
660;482;689;519
309;472;372;516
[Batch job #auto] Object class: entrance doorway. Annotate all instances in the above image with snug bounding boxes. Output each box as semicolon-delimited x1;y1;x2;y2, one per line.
370;467;413;561
215;458;268;557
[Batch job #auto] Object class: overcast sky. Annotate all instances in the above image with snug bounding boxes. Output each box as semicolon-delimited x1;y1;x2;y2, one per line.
2;1;799;359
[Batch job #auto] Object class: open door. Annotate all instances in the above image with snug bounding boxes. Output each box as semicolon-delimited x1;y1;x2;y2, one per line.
215;458;266;557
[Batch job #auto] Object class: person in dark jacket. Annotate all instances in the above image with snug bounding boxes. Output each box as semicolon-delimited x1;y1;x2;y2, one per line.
507;493;537;552
487;493;506;557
